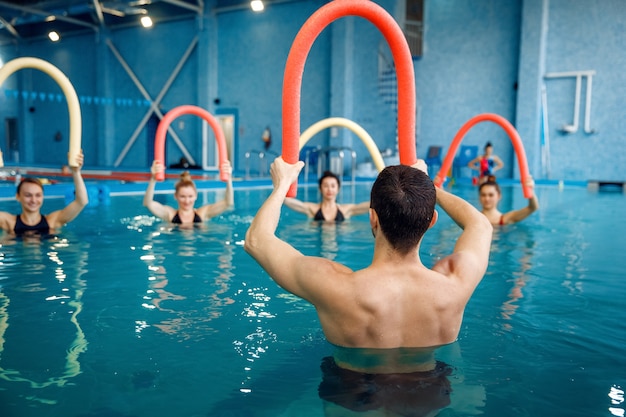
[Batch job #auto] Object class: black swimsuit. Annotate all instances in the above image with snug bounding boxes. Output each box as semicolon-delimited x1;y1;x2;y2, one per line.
171;212;202;224
14;214;50;235
313;208;345;222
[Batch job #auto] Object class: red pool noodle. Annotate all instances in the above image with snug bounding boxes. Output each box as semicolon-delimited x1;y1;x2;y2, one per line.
282;0;416;196
154;105;229;182
433;113;533;198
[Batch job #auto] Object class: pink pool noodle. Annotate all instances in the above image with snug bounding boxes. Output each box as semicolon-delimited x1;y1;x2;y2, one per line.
154;105;229;182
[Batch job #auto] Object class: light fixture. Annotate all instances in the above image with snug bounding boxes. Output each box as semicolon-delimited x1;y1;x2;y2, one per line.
140;16;153;28
250;0;264;12
48;31;60;42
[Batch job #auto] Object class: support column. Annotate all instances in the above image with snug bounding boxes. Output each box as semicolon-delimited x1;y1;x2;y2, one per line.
515;0;549;178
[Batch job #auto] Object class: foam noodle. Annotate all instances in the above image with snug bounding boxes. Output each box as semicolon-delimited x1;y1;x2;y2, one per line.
0;57;82;167
154;105;229;182
300;117;386;172
282;0;416;196
434;113;533;199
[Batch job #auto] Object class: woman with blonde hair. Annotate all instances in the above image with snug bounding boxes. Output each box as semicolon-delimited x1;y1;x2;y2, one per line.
143;160;233;224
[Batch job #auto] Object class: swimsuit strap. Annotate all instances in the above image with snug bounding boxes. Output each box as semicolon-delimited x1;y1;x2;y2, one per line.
171;211;202;224
314;207;345;222
14;214;50;235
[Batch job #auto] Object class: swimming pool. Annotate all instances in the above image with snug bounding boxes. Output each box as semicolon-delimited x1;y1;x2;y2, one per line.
0;181;624;416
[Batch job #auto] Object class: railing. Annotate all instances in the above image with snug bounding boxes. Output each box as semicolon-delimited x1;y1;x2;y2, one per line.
316;146;357;185
302;146;320;183
244;149;278;179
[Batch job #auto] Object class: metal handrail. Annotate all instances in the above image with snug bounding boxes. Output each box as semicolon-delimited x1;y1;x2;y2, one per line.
316;146;357;185
244;149;278;179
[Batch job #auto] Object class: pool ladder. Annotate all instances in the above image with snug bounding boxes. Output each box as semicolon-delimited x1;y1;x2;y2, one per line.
245;146;357;184
314;146;357;184
244;149;279;179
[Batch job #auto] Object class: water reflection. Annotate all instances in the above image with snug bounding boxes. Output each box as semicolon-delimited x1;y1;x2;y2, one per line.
0;236;88;389
609;384;625;417
233;284;279;393
319;221;340;260
137;222;236;340
497;228;536;331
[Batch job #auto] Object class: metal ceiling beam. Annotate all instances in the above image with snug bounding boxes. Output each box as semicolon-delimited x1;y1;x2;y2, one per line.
107;36;199;167
0;1;99;31
161;0;202;14
91;0;105;26
0;15;20;38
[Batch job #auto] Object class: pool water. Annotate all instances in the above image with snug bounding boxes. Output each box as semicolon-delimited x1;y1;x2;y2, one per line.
0;182;624;417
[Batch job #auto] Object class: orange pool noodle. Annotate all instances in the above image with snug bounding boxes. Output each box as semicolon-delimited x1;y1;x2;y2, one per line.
282;0;416;196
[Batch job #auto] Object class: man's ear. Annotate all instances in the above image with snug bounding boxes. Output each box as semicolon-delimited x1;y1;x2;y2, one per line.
429;209;438;229
369;208;378;230
369;208;380;238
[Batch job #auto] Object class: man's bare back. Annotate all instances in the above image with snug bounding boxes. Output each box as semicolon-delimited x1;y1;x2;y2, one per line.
245;158;492;373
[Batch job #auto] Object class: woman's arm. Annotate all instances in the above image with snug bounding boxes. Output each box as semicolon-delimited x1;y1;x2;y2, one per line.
199;161;234;219
503;177;539;224
47;150;89;228
341;201;370;219
284;197;317;217
492;155;505;172
143;160;174;221
467;156;481;170
0;211;15;233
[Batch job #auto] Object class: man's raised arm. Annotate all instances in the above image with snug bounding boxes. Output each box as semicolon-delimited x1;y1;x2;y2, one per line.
244;157;307;291
433;186;493;291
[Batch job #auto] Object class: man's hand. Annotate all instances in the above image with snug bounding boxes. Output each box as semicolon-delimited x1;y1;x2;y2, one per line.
411;159;428;176
270;157;305;191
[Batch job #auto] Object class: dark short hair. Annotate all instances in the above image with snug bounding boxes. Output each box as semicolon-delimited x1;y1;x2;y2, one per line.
370;165;436;254
479;180;501;195
318;171;341;189
16;177;43;195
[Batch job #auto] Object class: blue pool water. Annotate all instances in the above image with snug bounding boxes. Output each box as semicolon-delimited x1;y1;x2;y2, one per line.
0;182;624;417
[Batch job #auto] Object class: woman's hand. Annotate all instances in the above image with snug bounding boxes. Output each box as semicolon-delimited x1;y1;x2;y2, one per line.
151;160;164;178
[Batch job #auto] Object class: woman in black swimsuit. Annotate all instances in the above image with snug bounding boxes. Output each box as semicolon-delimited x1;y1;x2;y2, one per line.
284;170;369;222
0;150;88;235
143;160;234;225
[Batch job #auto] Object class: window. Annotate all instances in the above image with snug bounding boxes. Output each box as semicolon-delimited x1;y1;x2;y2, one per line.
405;0;424;58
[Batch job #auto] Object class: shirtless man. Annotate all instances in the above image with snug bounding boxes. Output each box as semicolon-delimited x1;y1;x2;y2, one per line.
245;157;492;372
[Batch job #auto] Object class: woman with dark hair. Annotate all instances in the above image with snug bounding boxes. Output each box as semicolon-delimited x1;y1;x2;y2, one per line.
284;171;369;221
468;141;504;184
0;151;88;235
478;177;539;226
143;159;233;225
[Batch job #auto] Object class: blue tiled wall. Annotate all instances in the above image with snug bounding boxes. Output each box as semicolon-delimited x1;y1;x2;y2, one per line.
0;0;624;181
